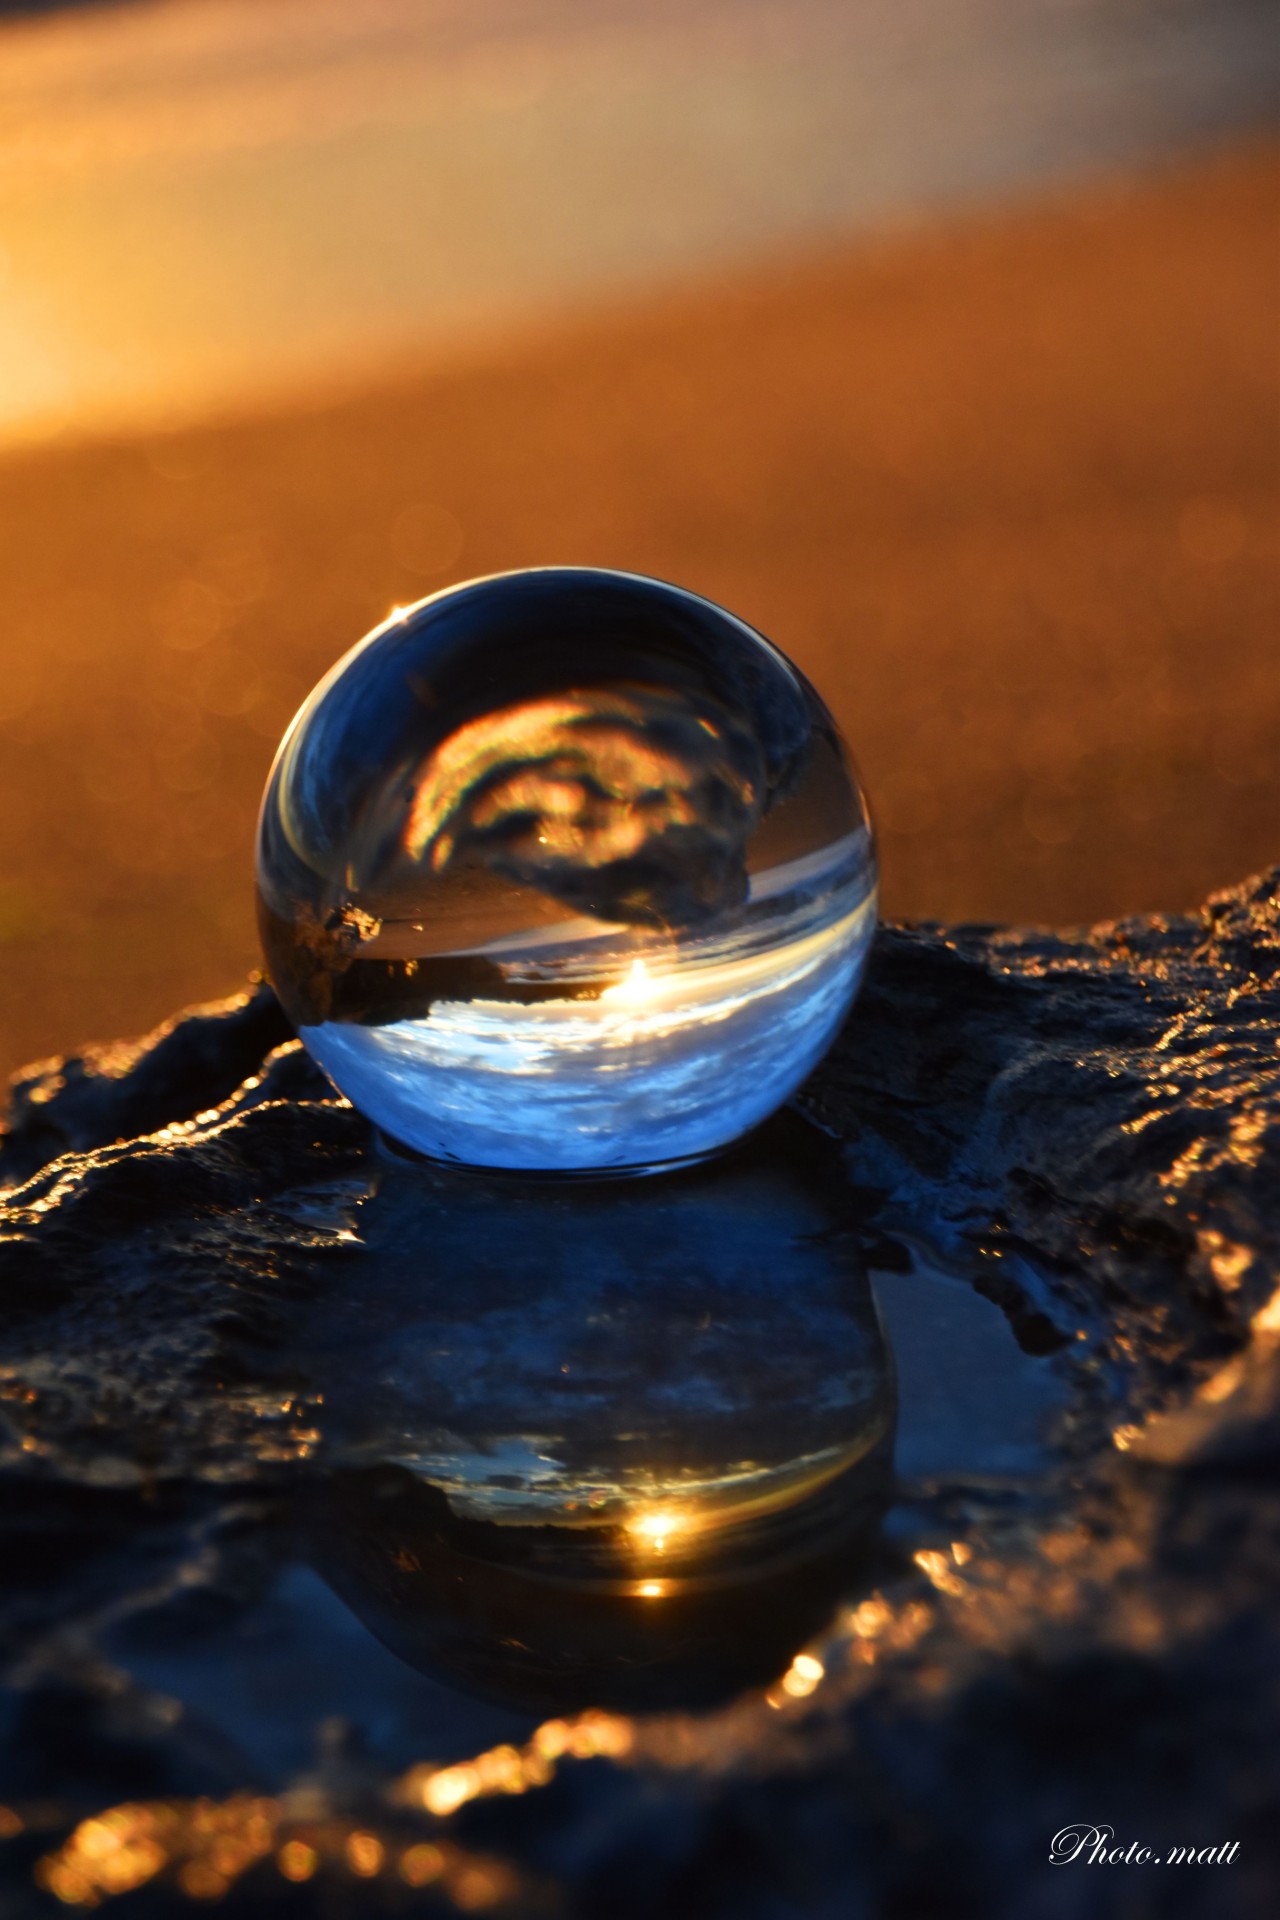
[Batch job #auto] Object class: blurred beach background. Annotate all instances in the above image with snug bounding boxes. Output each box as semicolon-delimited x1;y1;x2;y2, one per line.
0;0;1276;1076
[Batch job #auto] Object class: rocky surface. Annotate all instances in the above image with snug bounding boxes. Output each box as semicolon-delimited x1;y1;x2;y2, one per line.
1;869;1278;1916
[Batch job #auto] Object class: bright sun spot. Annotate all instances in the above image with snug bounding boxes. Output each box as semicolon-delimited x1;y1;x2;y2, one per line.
600;958;661;1009
626;1507;687;1553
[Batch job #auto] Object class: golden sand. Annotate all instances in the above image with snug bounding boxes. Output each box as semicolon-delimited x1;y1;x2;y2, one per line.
0;140;1275;1074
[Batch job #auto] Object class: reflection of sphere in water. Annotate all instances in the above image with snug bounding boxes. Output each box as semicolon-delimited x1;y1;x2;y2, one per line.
257;569;877;1170
301;1112;895;1713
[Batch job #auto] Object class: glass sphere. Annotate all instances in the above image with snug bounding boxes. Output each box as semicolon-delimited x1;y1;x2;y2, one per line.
256;568;877;1171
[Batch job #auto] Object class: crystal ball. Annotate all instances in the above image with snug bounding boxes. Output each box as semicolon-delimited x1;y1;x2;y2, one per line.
256;568;877;1171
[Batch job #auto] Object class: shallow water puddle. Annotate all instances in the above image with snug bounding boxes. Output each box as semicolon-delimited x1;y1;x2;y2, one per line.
93;1140;1068;1788
873;1251;1064;1487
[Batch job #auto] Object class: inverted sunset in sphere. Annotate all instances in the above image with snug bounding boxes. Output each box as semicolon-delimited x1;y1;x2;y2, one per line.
256;569;877;1171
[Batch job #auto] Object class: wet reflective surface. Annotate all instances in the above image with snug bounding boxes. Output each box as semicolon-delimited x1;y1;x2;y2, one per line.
77;1109;1067;1753
291;1110;892;1713
0;1100;1071;1910
258;569;876;1170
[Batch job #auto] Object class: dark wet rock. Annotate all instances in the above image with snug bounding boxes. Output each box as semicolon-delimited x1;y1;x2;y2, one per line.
0;870;1278;1916
0;984;293;1188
